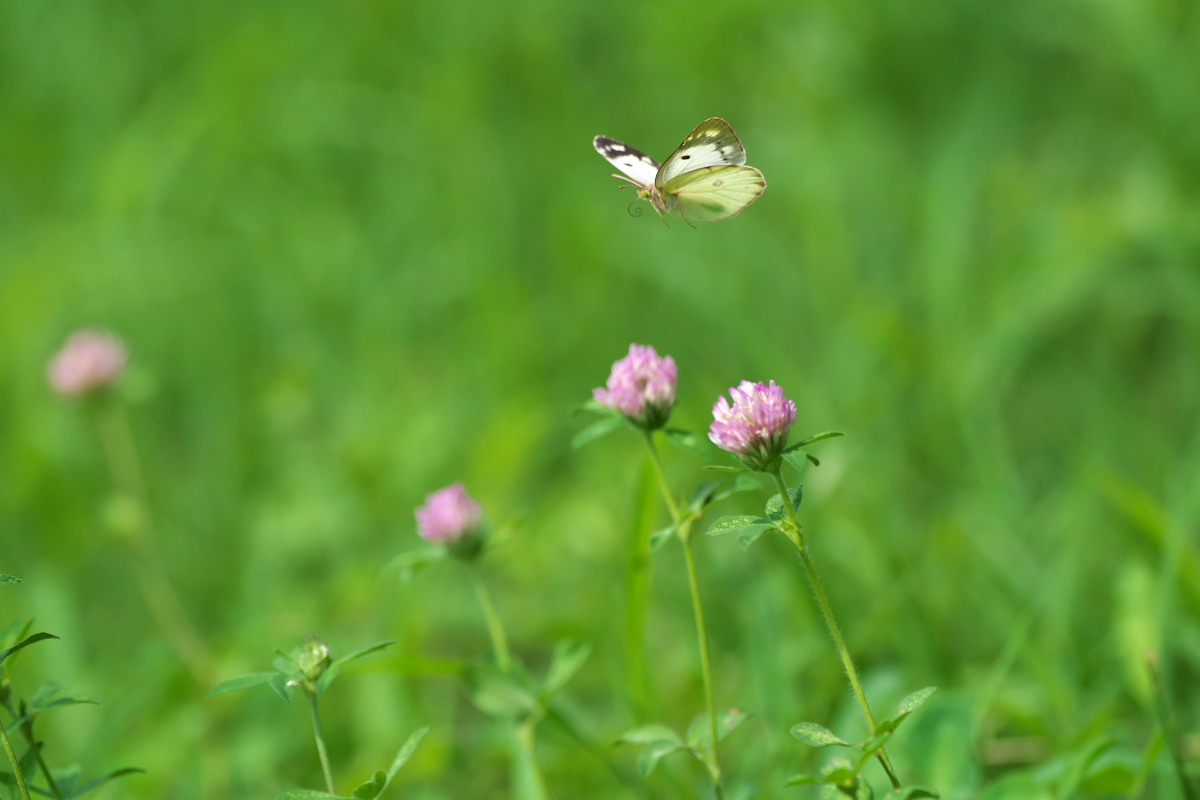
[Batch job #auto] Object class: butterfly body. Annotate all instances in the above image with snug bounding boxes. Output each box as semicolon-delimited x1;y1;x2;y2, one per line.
593;117;766;224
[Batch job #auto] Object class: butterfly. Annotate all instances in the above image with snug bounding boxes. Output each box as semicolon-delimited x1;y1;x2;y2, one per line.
593;117;766;224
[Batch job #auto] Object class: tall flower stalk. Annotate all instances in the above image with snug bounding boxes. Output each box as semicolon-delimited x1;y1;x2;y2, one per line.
708;380;900;790
592;344;728;799
48;331;213;686
415;483;548;800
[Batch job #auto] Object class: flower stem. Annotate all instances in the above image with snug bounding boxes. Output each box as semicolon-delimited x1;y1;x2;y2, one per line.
514;719;551;800
1;719;32;800
770;469;900;790
307;694;336;794
644;432;726;799
92;400;214;685
470;565;511;672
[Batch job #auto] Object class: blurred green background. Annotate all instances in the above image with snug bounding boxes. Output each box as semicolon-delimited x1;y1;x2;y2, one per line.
2;0;1198;797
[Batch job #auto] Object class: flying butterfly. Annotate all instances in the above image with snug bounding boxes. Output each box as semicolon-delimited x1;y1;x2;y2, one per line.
593;117;766;224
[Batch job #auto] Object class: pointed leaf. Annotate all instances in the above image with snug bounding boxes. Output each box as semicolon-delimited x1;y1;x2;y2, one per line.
703;464;750;473
332;640;396;669
649;524;677;554
782;450;812;474
383;547;446;582
764;488;803;522
784;773;826;787
687;480;725;514
0;575;19;586
268;673;295;702
351;770;388;799
316;663;341;695
790;431;845;448
738;525;778;550
385;725;431;782
543;640;591;697
467;663;537;718
67;767;146;797
790;721;850;748
665;428;715;458
897;686;937;718
0;632;59;665
706;515;773;537
617;723;682;746
686;708;748;751
635;739;687;778
208;672;278;698
571;415;626;449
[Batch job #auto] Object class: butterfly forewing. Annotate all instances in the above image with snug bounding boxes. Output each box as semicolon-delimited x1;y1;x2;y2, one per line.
655;118;748;187
593;136;660;188
663;165;766;223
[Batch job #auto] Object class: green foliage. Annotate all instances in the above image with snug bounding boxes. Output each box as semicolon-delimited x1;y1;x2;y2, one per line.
618;709;747;779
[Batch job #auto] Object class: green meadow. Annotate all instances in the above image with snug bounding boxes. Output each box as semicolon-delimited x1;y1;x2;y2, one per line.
2;0;1197;797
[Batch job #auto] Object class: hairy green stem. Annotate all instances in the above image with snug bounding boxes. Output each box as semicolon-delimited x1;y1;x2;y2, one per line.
644;431;726;800
307;694;336;795
770;469;900;790
470;566;511;672
1;719;33;800
93;400;213;685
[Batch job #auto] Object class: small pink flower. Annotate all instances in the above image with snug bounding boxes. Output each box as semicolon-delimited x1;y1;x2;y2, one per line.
415;483;483;544
593;344;677;430
709;380;797;471
47;330;128;397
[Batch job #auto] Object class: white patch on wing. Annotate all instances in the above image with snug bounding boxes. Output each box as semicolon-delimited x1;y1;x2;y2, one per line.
593;135;660;186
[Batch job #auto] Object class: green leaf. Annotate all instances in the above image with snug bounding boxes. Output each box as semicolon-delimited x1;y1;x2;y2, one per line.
687;480;725;513
706;515;773;537
782;450;813;473
703;464;749;473
649;524;677;554
635;739;688;777
738;525;777;550
665;428;714;458
384;725;431;783
316;664;341;696
268;673;295;703
351;770;388;799
467;662;537;718
383;547;446;581
571;414;625;449
542;640;591;697
66;767;146;798
893;788;940;799
0;575;19;586
617;723;682;746
28;683;101;714
764;488;803;522
790;431;846;448
208;672;278;698
783;773;827;787
897;686;937;717
274;791;343;799
790;722;850;748
0;632;59;665
686;708;749;751
332;640;397;669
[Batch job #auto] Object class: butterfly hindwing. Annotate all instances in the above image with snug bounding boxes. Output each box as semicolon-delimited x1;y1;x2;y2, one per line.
593;136;660;188
662;164;767;223
655;118;748;187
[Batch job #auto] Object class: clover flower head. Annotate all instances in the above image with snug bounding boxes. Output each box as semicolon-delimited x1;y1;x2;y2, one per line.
593;344;677;430
47;330;128;397
708;380;797;471
415;483;483;545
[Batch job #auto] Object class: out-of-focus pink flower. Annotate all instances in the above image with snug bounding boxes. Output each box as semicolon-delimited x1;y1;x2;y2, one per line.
47;330;128;397
415;483;483;545
593;344;677;430
709;380;797;471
